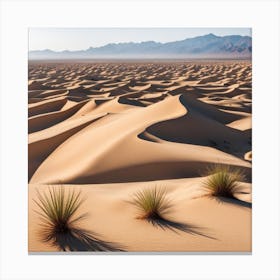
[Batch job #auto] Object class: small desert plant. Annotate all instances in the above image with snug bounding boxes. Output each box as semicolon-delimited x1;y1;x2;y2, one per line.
33;186;85;243
203;165;245;198
132;187;170;220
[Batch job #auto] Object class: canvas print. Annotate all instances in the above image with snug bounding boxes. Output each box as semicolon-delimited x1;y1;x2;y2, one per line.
28;28;252;252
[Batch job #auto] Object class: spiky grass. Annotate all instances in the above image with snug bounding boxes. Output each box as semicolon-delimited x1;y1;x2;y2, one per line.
132;187;170;220
33;186;85;244
203;165;245;198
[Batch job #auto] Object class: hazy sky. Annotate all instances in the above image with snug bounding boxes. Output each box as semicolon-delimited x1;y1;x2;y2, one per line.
29;28;251;51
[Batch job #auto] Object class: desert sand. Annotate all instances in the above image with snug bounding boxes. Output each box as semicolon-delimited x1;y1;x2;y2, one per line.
28;60;252;252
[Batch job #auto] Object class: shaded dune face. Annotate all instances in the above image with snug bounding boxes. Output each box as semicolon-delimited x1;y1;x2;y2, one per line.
28;61;252;184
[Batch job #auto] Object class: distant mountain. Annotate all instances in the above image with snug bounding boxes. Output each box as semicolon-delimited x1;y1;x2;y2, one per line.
29;33;252;60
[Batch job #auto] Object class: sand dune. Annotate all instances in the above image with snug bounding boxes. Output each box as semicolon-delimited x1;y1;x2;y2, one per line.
30;94;251;184
28;99;89;133
28;112;107;180
28;96;67;117
28;60;252;252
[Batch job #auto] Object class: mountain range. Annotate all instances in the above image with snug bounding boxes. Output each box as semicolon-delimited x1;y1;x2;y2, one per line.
29;33;252;60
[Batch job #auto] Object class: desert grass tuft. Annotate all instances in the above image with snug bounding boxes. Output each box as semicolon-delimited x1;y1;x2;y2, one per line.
132;187;171;220
203;164;245;199
33;186;85;244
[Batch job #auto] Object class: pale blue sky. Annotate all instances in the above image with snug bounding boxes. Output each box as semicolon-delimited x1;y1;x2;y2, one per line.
29;28;251;51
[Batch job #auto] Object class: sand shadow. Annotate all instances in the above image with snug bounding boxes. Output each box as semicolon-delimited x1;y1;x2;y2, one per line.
127;193;216;240
146;217;216;240
44;227;125;252
210;196;252;209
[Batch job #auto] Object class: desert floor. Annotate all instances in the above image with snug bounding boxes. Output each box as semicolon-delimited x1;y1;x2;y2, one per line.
28;60;252;252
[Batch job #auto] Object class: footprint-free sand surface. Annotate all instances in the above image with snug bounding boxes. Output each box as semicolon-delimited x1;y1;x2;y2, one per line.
28;60;252;252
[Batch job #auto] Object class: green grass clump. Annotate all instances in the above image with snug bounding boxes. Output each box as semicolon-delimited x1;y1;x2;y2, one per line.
33;186;85;243
204;165;245;198
132;187;170;220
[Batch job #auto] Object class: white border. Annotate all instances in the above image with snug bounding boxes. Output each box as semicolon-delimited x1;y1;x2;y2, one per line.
1;0;279;279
